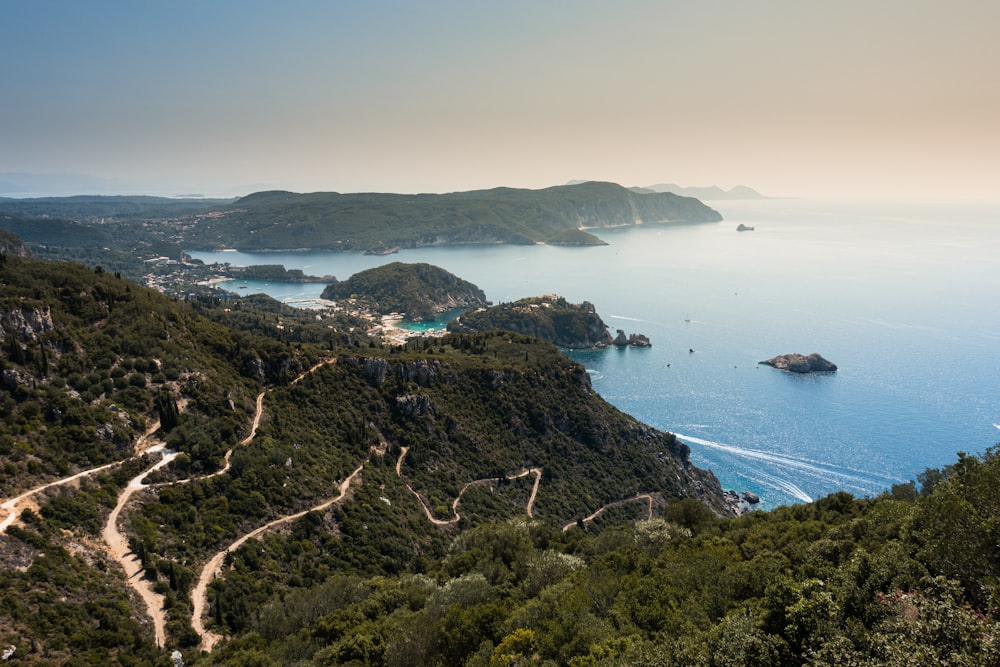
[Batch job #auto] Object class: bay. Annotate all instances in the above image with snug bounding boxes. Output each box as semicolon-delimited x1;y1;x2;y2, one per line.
189;198;1000;508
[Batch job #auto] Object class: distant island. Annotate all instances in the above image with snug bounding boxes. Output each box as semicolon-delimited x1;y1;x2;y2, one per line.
448;295;614;349
631;183;766;200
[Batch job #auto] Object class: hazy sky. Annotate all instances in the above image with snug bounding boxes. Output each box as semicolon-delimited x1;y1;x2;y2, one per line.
3;1;998;198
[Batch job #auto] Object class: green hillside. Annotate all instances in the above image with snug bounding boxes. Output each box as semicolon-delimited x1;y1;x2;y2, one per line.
0;252;732;662
2;250;997;667
448;295;614;349
205;454;1000;666
321;262;489;321
178;181;722;252
0;210;113;248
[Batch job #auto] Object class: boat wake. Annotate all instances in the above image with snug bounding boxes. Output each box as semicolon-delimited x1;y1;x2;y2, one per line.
608;315;650;323
674;432;901;504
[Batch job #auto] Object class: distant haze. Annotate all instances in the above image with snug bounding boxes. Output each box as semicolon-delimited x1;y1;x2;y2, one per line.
2;1;998;200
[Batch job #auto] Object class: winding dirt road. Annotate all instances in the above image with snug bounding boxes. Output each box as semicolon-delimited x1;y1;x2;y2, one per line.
561;493;655;532
0;419;162;535
102;443;179;648
395;447;542;524
0;460;121;534
191;463;366;653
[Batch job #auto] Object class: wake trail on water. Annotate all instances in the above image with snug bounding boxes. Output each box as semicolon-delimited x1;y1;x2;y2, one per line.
675;433;899;502
751;470;813;503
608;315;651;323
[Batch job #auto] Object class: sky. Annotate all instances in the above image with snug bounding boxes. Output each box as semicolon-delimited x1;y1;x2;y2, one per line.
2;0;998;199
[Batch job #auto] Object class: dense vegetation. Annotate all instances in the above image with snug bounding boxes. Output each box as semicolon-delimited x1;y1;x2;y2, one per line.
2;249;997;666
448;296;614;349
1;191;994;666
321;262;488;321
0;194;231;227
196;449;1000;666
1;252;734;663
0;211;113;248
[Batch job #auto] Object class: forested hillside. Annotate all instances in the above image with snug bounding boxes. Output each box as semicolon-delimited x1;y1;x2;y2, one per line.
321;262;488;321
448;296;614;349
203;454;1000;666
177;181;722;252
0;253;737;664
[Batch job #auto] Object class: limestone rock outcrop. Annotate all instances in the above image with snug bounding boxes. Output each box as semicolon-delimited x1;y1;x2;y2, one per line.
612;329;651;348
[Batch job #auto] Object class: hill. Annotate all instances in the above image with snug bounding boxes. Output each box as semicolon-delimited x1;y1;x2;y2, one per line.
0;194;234;222
177;181;723;252
2;251;999;666
447;295;614;349
320;262;489;321
640;183;766;199
0;210;114;248
0;252;730;660
204;450;1000;666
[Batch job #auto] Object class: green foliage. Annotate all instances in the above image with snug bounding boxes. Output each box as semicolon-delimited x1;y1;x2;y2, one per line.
178;182;722;252
5;253;1000;666
448;295;613;348
320;262;487;321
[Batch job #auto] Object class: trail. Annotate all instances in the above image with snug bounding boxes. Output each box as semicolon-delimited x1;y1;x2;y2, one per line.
191;463;365;653
291;358;337;385
562;493;654;532
395;447;542;524
102;442;179;648
192;390;265;482
0;419;161;535
189;357;337;652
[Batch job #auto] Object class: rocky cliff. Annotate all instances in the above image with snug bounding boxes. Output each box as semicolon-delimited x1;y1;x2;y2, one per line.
448;295;613;349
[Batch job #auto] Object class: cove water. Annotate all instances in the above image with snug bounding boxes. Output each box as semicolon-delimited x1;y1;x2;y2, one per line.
189;198;1000;508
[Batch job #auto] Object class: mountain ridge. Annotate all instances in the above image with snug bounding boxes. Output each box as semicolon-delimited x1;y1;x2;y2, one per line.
179;181;722;252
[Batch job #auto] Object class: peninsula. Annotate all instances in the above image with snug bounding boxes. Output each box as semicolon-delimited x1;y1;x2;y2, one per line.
320;262;488;322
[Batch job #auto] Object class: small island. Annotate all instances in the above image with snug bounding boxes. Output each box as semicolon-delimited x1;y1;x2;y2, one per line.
759;353;837;374
612;329;651;348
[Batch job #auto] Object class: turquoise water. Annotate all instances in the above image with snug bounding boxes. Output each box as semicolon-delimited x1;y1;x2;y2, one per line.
190;198;1000;508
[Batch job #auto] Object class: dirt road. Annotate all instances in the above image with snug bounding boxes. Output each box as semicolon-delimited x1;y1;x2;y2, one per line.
102;444;179;648
190;463;365;652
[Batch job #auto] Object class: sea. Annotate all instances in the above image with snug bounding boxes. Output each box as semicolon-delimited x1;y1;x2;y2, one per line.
188;198;1000;509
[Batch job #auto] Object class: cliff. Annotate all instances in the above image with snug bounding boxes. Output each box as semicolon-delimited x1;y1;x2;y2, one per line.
0;230;30;258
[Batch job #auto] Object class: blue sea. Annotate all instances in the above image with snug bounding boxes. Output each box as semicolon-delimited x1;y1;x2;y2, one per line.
189;198;1000;508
